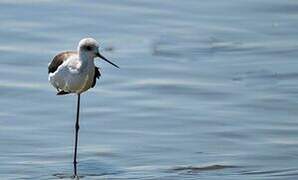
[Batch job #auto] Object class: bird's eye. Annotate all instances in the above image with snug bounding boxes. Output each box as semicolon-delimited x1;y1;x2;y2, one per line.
86;46;92;51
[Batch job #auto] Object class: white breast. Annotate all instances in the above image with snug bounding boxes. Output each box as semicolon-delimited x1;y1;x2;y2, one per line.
49;55;95;94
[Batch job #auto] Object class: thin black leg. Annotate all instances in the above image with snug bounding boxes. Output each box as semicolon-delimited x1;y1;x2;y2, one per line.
73;94;80;177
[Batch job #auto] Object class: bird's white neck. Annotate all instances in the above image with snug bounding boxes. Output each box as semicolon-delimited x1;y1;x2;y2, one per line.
78;51;95;70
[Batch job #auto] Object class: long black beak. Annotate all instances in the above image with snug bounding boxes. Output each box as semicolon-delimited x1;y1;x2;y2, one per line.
96;52;119;69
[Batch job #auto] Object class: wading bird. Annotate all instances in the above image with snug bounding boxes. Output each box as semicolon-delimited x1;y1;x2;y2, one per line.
48;38;119;177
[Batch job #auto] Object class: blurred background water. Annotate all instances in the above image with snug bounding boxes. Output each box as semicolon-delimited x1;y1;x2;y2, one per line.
0;0;298;179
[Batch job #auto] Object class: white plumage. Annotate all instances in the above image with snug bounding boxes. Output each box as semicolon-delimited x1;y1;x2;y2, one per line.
49;49;95;94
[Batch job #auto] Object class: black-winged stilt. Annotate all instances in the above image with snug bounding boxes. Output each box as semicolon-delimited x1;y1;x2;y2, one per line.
48;38;119;177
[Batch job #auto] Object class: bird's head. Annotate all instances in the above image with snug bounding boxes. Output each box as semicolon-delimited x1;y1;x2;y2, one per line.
78;38;119;68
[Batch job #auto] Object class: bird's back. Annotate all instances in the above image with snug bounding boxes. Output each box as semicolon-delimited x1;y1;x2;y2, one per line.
48;51;76;74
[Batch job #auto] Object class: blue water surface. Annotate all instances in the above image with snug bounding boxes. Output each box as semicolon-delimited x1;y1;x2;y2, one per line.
0;0;298;179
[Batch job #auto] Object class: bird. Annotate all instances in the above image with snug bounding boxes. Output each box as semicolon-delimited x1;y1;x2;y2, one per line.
48;37;119;177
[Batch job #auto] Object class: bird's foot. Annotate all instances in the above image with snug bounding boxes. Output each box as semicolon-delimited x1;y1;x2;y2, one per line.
57;90;70;95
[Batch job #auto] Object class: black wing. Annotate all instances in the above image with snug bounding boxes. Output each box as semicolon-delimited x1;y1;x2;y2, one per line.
92;66;101;88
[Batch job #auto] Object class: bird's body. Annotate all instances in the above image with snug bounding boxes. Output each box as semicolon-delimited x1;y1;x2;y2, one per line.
48;51;100;94
48;38;118;177
48;37;113;95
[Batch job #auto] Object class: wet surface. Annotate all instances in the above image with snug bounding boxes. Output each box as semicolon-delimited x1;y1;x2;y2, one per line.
0;0;298;179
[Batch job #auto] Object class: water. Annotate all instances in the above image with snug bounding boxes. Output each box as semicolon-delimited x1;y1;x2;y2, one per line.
0;0;298;179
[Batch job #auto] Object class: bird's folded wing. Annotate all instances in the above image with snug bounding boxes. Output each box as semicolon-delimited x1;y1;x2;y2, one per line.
48;51;76;73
